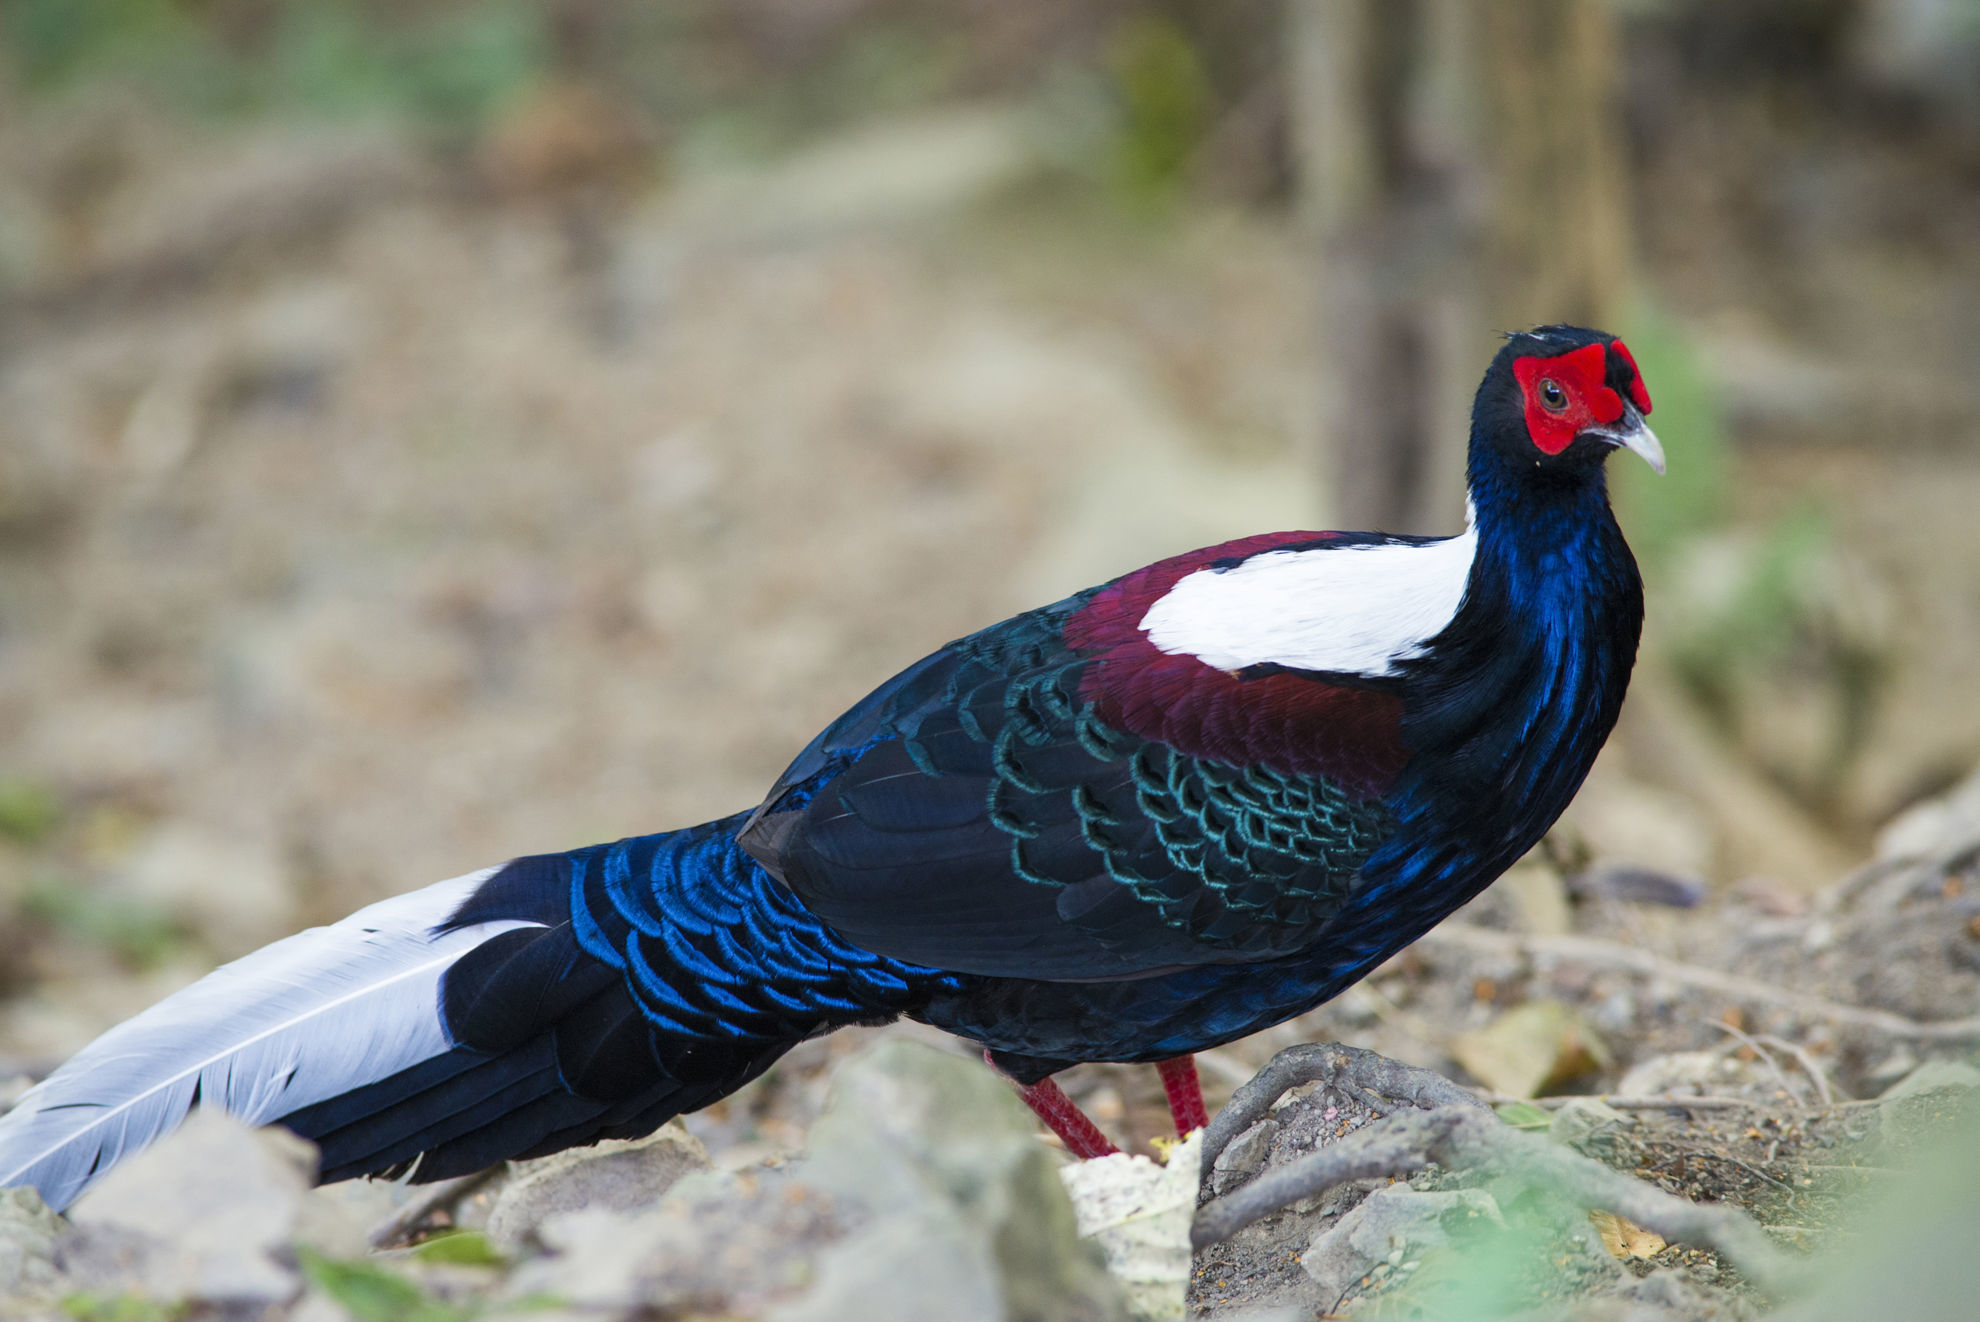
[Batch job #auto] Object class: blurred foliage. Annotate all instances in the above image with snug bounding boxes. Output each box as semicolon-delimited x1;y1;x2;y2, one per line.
1611;307;1729;574
58;1293;187;1322
23;873;183;971
0;1;1256;200
1103;15;1211;208
1611;307;1893;816
0;0;548;128
1665;502;1891;811
411;1229;506;1266
1771;1088;1980;1321
266;0;544;126
669;20;965;170
1670;503;1835;720
1493;1100;1553;1131
1348;1179;1612;1321
299;1249;469;1322
0;777;60;845
1357;1085;1980;1320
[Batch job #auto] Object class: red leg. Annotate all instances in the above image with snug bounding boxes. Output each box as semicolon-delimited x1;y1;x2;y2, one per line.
986;1052;1120;1158
1157;1055;1208;1135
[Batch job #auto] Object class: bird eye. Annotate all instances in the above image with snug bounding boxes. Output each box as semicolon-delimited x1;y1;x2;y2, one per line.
1538;378;1567;411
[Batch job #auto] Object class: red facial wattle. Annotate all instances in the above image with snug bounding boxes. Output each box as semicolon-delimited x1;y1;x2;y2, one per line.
1512;342;1626;456
1611;339;1652;415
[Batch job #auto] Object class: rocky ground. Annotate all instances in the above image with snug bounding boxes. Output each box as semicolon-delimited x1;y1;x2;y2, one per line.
0;807;1973;1321
2;82;1979;1322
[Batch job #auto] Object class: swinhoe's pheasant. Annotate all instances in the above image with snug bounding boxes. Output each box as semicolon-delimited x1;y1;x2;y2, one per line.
0;326;1659;1206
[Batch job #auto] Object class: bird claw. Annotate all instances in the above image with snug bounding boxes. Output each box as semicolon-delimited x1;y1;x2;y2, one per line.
1198;1042;1486;1174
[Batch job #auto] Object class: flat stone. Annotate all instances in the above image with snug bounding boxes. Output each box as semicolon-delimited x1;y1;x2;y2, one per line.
1210;1119;1279;1190
0;1185;64;1300
62;1109;317;1305
509;1165;852;1317
1059;1133;1200;1322
1301;1186;1504;1304
1550;1097;1633;1152
502;1042;1131;1322
484;1121;709;1252
1880;1058;1980;1102
802;1038;1127;1322
768;1210;1002;1322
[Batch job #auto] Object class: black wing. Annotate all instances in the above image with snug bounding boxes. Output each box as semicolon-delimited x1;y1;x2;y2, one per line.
739;596;1395;981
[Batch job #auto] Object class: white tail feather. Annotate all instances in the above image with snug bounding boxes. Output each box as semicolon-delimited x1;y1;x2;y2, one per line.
0;867;534;1210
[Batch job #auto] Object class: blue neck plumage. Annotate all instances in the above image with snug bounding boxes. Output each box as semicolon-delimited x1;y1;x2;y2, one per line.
1336;448;1644;955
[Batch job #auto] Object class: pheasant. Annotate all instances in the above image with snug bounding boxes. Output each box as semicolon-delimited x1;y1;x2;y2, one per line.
0;325;1658;1207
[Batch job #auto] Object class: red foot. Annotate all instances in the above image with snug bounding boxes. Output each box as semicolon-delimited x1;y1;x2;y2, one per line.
986;1052;1120;1158
1157;1055;1208;1134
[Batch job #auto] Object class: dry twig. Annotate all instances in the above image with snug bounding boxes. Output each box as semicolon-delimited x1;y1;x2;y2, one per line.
1195;1045;1804;1298
367;1167;505;1250
1758;1034;1838;1107
1420;924;1980;1041
1702;1017;1805;1100
1195;1105;1799;1295
1472;1091;1783;1112
1199;1042;1487;1174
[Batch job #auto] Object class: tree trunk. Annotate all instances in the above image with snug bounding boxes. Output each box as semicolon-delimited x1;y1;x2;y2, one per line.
1290;0;1627;535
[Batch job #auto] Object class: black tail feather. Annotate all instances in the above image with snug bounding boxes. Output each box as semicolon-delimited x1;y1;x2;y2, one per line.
279;823;927;1186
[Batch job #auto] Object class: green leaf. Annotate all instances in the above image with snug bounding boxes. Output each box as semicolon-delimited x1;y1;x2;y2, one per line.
59;1293;185;1322
413;1229;506;1267
1493;1101;1553;1130
299;1248;467;1322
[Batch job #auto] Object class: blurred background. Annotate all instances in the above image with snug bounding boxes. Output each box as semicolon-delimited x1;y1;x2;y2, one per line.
1;0;1979;1145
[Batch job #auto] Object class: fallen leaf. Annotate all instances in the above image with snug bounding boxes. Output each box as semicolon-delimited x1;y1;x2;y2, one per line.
1494;1101;1552;1130
1451;1001;1611;1098
1589;1209;1666;1260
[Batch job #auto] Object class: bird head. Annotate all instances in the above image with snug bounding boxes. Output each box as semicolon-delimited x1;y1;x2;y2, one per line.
1475;325;1662;479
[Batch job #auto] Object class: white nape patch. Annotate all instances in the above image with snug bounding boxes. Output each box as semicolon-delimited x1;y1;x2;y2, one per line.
0;866;537;1211
1140;525;1478;678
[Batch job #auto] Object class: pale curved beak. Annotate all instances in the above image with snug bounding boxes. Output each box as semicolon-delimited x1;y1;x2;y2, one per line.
1582;403;1664;475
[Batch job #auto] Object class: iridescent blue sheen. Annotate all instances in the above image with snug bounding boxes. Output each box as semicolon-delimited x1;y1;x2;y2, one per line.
563;818;965;1037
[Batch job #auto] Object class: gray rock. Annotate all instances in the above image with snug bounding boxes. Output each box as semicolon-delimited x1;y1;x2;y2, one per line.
507;1040;1126;1322
1059;1134;1201;1322
61;1109;316;1306
1879;1058;1980;1102
1550;1097;1632;1153
484;1121;708;1252
0;1185;63;1300
508;1164;852;1317
1608;1267;1753;1319
1301;1186;1505;1304
801;1038;1127;1322
1208;1119;1279;1197
768;1208;1001;1322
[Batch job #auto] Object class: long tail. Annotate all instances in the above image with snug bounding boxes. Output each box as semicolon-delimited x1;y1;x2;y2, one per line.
0;818;947;1210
